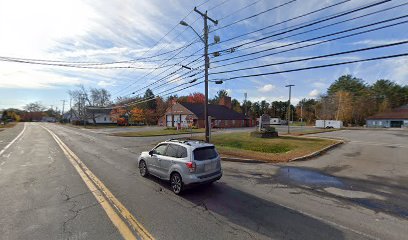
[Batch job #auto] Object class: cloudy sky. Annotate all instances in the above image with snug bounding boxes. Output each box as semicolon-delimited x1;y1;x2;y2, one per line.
1;0;407;110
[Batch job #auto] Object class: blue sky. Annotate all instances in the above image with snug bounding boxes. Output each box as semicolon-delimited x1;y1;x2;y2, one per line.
1;0;408;110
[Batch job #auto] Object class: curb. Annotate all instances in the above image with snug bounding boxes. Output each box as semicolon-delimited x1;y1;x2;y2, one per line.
221;140;344;163
289;140;344;162
220;157;267;163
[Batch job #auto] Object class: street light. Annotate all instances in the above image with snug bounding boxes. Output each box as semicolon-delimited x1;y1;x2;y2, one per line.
179;20;189;26
179;21;204;43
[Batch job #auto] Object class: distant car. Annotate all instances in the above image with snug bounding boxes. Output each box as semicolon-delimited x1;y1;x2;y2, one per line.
138;139;222;194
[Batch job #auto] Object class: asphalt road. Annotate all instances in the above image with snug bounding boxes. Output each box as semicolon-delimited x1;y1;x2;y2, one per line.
0;123;407;240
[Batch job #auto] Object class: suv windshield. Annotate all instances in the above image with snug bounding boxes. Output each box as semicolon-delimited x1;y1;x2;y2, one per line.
193;146;218;161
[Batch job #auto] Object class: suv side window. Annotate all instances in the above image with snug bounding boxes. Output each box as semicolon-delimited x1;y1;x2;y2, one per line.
165;144;178;158
177;146;188;158
154;144;167;155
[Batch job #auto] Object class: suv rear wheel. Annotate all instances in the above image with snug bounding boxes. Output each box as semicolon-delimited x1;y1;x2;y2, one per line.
170;172;183;195
139;160;148;177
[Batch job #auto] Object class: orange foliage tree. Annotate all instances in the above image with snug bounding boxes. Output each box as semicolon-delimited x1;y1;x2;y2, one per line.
110;107;128;125
187;92;205;103
130;107;144;123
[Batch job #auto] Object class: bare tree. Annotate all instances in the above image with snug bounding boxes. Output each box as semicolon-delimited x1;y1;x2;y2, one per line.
23;102;46;112
68;85;112;125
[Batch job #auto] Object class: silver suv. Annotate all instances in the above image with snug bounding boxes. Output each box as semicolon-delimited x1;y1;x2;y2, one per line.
138;139;222;194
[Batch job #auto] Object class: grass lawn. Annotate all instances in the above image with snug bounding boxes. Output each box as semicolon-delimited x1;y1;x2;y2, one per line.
69;124;145;129
0;122;17;131
110;128;205;137
200;132;338;162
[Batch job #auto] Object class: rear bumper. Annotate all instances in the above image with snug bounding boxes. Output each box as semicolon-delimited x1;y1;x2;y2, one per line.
183;170;222;186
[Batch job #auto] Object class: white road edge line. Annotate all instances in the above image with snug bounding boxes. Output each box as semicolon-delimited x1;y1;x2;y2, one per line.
0;123;26;157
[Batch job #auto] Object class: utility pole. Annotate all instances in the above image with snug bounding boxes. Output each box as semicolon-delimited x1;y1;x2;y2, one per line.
285;84;295;134
193;7;218;143
61;100;66;116
300;102;303;128
244;92;247;117
69;98;72;123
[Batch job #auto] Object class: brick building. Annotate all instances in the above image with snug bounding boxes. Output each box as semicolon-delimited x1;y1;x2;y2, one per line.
160;96;254;128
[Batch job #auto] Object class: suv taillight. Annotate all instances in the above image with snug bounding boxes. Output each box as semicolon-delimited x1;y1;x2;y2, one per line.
185;162;196;173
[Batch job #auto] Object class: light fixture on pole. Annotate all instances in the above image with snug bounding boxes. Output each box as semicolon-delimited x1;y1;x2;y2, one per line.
285;84;295;134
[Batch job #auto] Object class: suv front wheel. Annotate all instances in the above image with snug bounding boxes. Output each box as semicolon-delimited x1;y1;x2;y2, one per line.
170;172;183;195
139;160;149;177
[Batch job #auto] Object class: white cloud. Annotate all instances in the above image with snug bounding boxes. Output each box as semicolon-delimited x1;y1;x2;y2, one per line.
0;66;83;89
258;84;275;93
226;89;232;96
309;89;320;98
97;80;116;87
352;39;408;46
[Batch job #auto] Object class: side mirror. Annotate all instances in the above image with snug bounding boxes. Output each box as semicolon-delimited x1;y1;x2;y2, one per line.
149;150;154;156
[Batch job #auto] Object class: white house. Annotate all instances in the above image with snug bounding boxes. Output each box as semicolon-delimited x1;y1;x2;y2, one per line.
86;107;114;124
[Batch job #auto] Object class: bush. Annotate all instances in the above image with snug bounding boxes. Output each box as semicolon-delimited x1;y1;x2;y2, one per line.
263;126;276;133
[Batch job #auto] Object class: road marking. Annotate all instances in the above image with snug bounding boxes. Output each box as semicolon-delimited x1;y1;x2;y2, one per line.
0;123;26;157
42;126;154;240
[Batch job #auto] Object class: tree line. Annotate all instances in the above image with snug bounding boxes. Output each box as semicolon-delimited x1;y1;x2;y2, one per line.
297;75;408;126
3;74;406;126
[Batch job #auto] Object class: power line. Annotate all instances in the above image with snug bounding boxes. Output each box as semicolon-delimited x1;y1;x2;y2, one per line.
111;0;235;97
118;50;205;98
121;81;204;108
111;39;202;97
210;52;408;82
218;0;263;21
0;56;193;70
212;0;394;57
209;0;297;33
209;0;352;43
209;15;408;69
209;40;408;75
235;1;408;53
140;72;204;96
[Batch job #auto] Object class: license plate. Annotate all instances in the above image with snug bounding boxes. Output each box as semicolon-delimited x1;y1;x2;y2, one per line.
204;163;215;171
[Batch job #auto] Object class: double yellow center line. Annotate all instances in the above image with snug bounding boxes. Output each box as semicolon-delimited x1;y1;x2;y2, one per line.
42;126;154;240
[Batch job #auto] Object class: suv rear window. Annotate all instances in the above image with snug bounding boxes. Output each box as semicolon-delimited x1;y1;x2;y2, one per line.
193;146;218;161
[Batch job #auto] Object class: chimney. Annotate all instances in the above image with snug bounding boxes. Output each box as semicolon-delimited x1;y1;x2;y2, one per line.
219;96;232;109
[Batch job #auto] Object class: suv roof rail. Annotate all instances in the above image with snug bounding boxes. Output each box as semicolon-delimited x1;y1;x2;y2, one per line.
166;138;191;145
